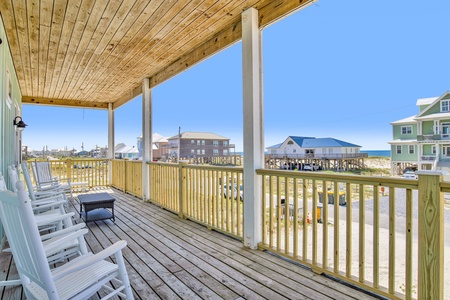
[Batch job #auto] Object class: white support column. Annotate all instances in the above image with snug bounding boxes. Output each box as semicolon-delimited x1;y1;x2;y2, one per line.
242;7;263;249
142;78;152;201
108;103;114;185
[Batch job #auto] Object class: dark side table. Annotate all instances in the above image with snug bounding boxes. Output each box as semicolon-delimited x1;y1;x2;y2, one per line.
78;193;115;222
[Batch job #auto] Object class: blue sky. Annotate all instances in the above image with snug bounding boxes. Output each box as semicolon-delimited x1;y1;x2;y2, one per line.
22;0;450;152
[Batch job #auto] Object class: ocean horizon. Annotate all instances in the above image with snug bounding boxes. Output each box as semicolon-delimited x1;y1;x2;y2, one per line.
360;150;390;157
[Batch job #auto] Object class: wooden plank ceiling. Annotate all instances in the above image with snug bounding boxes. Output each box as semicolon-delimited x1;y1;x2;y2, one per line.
1;0;314;109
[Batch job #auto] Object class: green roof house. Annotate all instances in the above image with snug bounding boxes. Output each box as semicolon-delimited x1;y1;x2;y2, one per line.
389;91;450;174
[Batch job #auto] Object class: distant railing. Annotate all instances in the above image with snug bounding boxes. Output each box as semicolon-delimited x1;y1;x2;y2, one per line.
32;158;109;188
420;155;436;161
266;153;368;159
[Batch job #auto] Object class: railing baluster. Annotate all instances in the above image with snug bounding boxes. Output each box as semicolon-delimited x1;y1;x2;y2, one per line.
346;182;352;278
285;177;289;254
277;176;281;252
302;178;308;261
312;179;318;266
322;180;328;269
359;183;365;283
406;188;412;300
334;182;340;273
293;178;299;258
373;185;380;288
388;186;396;295
269;175;274;249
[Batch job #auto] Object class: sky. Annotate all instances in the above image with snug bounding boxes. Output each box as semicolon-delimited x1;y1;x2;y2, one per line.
22;0;450;152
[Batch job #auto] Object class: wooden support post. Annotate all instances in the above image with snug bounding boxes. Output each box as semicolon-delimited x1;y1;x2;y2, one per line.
142;78;152;201
178;161;188;219
417;171;444;300
242;7;263;249
108;103;114;186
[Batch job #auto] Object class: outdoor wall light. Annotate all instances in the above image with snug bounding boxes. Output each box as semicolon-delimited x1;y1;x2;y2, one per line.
13;116;27;130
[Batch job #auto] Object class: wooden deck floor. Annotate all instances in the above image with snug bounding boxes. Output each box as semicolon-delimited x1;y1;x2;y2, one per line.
1;188;380;300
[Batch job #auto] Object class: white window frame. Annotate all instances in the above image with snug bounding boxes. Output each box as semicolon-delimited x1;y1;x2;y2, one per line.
408;145;415;154
432;145;436;154
442;100;450;112
442;123;450;138
223;141;228;147
201;149;205;155
396;145;402;154
223;149;228;155
213;140;218;147
213;149;219;155
401;126;412;135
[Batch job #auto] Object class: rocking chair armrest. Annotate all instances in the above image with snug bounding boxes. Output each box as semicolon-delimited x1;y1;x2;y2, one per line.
57;177;71;184
34;189;66;198
34;212;75;227
31;201;66;212
32;193;66;204
52;240;127;280
40;223;86;241
43;228;89;255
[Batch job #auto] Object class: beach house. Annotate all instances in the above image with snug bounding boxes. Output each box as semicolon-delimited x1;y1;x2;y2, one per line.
267;136;362;158
167;131;233;159
389;91;450;174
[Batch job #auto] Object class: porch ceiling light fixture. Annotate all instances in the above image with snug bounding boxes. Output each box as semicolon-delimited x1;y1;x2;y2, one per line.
13;116;27;130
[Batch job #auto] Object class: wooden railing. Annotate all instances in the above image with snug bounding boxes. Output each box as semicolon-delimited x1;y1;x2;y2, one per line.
148;162;244;239
62;159;445;299
111;159;142;197
255;169;447;300
31;159;109;188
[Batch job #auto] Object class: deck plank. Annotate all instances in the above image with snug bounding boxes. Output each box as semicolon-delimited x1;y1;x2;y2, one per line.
0;188;380;300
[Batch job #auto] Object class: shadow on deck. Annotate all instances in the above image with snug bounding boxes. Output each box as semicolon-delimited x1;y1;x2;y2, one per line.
1;188;380;299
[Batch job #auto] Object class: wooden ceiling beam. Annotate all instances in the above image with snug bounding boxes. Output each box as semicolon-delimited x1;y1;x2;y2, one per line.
22;96;109;109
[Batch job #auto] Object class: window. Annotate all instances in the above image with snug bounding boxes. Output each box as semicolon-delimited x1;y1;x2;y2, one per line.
202;140;205;145
191;140;195;144
442;100;450;112
287;141;294;145
396;145;402;154
213;140;218;147
223;149;228;155
191;149;195;154
432;145;436;154
442;123;450;138
197;140;201;145
293;149;296;153
409;145;415;154
197;149;201;155
223;141;228;147
213;149;218;155
201;149;205;155
401;126;412;135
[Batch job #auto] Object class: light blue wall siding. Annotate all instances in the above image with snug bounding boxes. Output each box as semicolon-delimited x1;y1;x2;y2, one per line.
392;124;417;140
0;15;22;245
391;144;418;161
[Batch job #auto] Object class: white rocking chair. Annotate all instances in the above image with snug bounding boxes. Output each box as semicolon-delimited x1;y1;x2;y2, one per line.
0;182;134;299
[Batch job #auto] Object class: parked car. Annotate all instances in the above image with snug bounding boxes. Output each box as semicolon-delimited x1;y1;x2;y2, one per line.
402;170;417;179
303;163;319;171
222;184;243;201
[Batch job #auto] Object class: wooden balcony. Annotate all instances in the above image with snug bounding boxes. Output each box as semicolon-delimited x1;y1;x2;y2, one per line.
8;159;449;299
0;187;378;300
